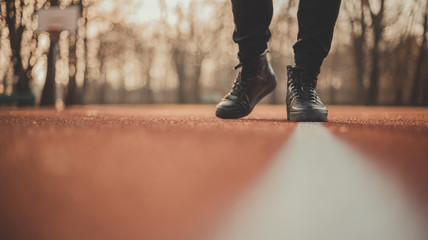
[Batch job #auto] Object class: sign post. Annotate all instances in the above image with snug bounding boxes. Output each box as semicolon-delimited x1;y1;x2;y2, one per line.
37;6;79;106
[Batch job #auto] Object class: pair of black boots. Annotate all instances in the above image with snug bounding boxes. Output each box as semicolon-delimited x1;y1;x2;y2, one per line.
216;51;327;122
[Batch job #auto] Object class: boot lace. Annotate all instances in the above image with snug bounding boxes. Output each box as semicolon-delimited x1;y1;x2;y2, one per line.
229;58;258;96
230;73;245;96
289;66;318;102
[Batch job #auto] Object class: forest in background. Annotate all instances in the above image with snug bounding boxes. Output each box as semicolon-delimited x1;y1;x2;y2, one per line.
1;0;428;106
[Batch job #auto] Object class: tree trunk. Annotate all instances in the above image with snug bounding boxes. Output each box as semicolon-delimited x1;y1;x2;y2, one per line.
191;57;203;103
410;0;428;105
143;55;154;103
352;2;367;105
367;32;381;105
353;36;366;104
393;54;404;105
66;33;81;105
81;2;88;104
5;1;31;94
423;70;428;105
392;37;411;106
173;49;187;103
143;69;154;104
40;33;59;105
365;0;385;105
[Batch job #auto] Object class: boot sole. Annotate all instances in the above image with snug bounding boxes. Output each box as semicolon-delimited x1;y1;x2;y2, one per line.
287;109;328;122
216;81;277;119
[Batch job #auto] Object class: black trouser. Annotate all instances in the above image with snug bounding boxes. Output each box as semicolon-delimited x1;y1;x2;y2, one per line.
231;0;341;72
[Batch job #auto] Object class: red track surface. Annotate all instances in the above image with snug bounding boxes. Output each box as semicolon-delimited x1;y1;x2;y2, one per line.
0;105;427;240
326;107;428;220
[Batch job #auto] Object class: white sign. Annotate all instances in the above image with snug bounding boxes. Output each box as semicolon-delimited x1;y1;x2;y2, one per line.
37;6;80;33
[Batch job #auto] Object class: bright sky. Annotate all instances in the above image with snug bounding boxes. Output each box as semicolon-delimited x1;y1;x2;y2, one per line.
126;0;285;24
93;0;418;38
128;0;217;24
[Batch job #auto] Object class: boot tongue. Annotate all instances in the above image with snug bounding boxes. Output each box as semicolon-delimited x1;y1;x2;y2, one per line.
237;56;260;78
293;66;318;88
241;65;257;79
301;77;317;89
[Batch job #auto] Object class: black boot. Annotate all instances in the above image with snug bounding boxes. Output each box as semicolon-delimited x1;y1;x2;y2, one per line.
216;51;277;119
286;65;328;122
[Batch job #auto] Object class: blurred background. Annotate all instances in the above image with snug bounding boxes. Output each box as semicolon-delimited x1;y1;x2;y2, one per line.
0;0;427;106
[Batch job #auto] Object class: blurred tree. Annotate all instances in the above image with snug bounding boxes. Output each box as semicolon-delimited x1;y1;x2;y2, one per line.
423;52;428;105
81;0;89;104
5;0;424;106
410;0;428;105
66;29;80;104
391;36;417;105
187;2;205;103
66;0;84;105
345;0;367;104
40;0;60;106
363;0;385;105
96;38;107;103
97;22;149;103
5;0;39;96
135;41;155;104
170;5;187;103
170;1;223;103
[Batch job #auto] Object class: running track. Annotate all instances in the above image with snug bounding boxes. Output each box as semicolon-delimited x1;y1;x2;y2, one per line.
0;105;427;240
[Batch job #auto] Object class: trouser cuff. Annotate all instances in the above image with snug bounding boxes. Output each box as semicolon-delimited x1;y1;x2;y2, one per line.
238;41;268;59
294;53;324;74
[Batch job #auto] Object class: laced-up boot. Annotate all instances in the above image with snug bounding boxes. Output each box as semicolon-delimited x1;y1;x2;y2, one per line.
216;50;277;119
286;65;328;122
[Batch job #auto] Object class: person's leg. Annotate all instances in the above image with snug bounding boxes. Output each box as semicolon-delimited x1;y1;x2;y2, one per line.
231;0;273;58
286;0;341;122
293;0;342;72
216;0;277;119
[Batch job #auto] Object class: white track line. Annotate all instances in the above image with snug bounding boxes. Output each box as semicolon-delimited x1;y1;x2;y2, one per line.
210;123;426;240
